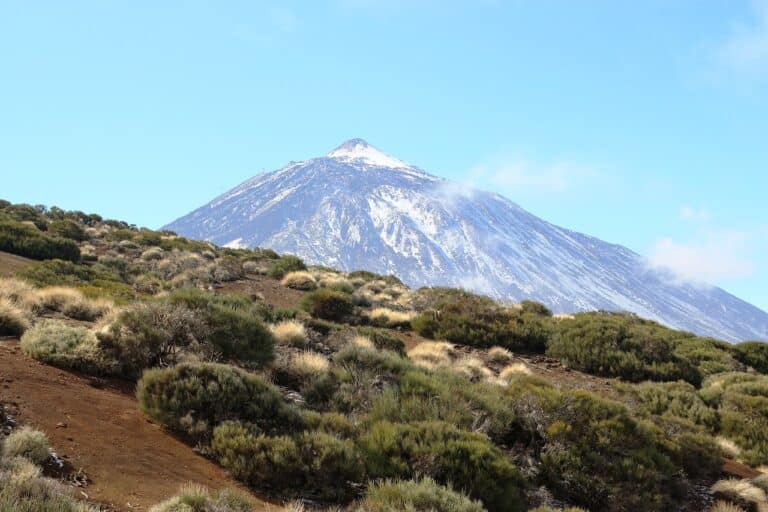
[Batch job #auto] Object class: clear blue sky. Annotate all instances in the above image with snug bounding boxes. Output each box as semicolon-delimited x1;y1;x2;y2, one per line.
1;1;767;311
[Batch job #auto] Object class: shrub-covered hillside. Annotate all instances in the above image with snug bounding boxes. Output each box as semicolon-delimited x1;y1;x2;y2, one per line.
1;199;768;512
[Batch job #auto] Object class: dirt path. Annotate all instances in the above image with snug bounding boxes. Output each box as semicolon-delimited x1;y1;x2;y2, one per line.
0;339;279;512
0;250;34;276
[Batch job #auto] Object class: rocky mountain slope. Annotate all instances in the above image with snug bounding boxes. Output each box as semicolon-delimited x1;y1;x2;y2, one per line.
165;139;768;342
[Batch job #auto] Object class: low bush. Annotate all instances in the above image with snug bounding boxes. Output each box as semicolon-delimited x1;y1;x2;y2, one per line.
412;295;551;353
268;255;306;279
168;289;275;366
149;483;254;512
21;320;105;374
1;426;51;464
733;341;768;375
48;219;88;242
616;380;718;430
546;313;700;384
701;373;768;465
301;289;354;321
356;326;406;354
0;453;99;511
359;420;526;512
359;477;487;512
504;381;693;511
211;423;363;501
0;220;80;262
0;298;30;336
137;363;302;440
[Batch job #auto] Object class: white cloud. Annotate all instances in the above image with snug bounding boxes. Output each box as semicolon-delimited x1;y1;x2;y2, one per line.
679;205;711;222
648;230;754;283
717;0;768;75
470;156;599;195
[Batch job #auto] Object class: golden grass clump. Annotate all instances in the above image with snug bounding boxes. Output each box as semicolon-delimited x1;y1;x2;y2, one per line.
709;503;746;512
711;478;767;510
270;320;308;347
498;363;533;382
408;341;456;370
369;307;416;327
33;287;112;321
0;277;37;306
0;298;32;336
453;356;493;382
351;335;375;349
149;483;254;512
290;351;330;378
487;346;513;364
717;436;742;459
281;271;318;291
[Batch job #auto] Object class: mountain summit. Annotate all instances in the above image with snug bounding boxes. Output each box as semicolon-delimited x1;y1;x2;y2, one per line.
165;140;768;342
326;138;411;168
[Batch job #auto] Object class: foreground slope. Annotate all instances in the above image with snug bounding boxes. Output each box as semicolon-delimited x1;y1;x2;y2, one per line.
166;139;768;342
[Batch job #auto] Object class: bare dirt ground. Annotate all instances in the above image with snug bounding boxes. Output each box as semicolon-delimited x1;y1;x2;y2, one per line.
219;274;307;310
0;338;278;512
0;250;34;276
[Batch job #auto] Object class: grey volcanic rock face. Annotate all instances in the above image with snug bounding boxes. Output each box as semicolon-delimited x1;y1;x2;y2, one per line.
166;139;768;342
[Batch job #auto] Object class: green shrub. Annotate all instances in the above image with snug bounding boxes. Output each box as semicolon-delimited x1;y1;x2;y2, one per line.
137;363;302;440
0;220;80;262
267;255;306;279
2;427;51;464
301;289;354;321
359;420;526;512
21;320;105;374
17;260;93;287
733;341;768;375
356;326;406;354
546;313;699;384
168;289;275;366
519;300;552;317
48;219;88;242
672;337;740;377
211;423;363;500
359;477;487;512
412;295;551;353
616;380;718;430
504;382;685;511
96;302;208;379
701;373;768;465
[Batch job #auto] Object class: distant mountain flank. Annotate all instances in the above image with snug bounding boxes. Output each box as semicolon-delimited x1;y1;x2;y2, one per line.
165;139;768;342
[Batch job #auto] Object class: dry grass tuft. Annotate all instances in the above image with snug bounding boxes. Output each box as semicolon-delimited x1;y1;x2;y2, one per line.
290;351;330;378
369;307;416;327
487;346;513;364
710;501;747;512
498;363;533;382
351;335;375;349
281;271;318;291
408;341;456;370
0;298;32;336
711;478;767;510
270;320;308;347
717;437;743;459
453;356;493;382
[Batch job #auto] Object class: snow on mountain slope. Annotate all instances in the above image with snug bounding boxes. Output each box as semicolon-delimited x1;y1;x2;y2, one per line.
165;139;768;342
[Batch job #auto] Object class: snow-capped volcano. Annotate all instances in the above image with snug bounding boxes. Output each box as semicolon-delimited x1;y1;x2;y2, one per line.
165;139;768;342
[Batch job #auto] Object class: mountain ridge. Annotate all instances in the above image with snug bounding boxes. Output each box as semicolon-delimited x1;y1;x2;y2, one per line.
165;139;768;342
